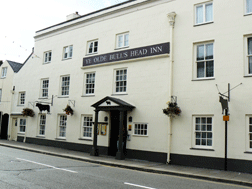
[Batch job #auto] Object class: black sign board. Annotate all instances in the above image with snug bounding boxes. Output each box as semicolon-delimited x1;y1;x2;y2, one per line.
83;42;169;67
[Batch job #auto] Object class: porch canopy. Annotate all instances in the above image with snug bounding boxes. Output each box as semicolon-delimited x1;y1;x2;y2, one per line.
90;96;135;159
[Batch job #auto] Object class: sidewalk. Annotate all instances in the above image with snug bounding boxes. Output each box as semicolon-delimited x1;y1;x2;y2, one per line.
0;140;252;187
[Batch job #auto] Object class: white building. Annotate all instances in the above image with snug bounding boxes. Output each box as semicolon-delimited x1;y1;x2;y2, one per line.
8;0;252;173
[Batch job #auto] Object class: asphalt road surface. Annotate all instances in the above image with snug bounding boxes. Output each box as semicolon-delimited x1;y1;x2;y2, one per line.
0;146;249;189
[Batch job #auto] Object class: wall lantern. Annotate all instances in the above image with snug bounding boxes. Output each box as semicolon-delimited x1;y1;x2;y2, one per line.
128;116;132;122
104;116;108;122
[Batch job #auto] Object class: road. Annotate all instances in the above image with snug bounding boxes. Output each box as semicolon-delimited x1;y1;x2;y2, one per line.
0;146;249;189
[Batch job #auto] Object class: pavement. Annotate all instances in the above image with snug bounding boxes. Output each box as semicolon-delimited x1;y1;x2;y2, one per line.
0;140;252;187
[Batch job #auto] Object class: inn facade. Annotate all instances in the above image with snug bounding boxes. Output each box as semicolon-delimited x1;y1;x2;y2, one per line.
6;0;252;173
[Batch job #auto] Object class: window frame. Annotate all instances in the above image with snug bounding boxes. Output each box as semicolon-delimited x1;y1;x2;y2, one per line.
87;40;98;54
44;51;52;64
116;32;129;49
58;114;67;138
133;123;148;136
245;116;252;152
246;0;252;15
192;115;213;149
63;45;73;59
246;36;252;75
41;79;49;98
60;75;70;97
81;115;93;139
38;114;46;136
19;118;26;133
0;89;2;103
1;67;7;78
84;72;95;96
194;41;214;80
113;68;127;94
18;92;26;105
195;1;213;25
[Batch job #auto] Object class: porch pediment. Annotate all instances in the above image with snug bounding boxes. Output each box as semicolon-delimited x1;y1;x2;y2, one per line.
91;96;135;111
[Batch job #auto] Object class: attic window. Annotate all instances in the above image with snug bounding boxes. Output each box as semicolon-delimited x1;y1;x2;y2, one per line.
1;67;7;78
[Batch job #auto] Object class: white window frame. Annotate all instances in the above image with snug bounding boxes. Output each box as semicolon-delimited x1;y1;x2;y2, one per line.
87;40;98;54
0;89;2;103
58;114;67;138
116;32;129;49
41;79;49;98
63;45;73;59
84;72;95;95
245;116;252;151
38;114;46;136
247;37;252;75
195;1;213;25
194;41;214;79
60;75;70;96
44;51;52;64
1;67;7;78
18;92;26;105
19;118;26;133
81;115;93;139
133;123;148;136
114;68;127;94
192;116;213;149
246;0;252;14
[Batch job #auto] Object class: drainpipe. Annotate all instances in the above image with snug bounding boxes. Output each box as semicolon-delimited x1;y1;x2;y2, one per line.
167;12;176;164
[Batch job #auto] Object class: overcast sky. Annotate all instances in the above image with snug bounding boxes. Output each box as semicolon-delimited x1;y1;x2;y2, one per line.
0;0;128;63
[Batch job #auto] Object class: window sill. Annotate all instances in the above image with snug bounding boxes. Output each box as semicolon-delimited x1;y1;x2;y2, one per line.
17;132;25;135
132;134;148;137
38;97;48;99
1;77;6;79
85;52;98;56
43;62;51;64
81;94;95;97
244;75;252;78
62;58;72;61
190;147;214;151
192;77;215;81
58;96;69;98
244;13;252;16
194;21;213;27
17;105;25;107
244;151;252;154
55;137;66;140
36;135;46;138
78;138;92;141
111;93;128;96
114;46;129;50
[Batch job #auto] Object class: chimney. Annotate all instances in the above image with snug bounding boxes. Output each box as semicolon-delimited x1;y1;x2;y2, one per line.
66;12;80;21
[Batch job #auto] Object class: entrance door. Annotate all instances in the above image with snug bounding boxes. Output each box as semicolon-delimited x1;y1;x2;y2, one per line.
108;111;127;156
11;118;18;141
1;114;9;139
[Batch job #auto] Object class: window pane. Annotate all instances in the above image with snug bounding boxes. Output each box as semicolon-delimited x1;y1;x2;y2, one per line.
206;61;214;77
196;5;203;24
207;125;212;131
247;0;252;13
207;139;212;146
206;43;213;59
197;45;204;61
197;62;205;78
207;118;212;124
249;57;252;74
196;125;200;130
205;3;213;22
250;117;252;124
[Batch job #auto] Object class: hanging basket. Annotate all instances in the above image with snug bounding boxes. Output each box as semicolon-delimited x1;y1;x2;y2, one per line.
63;105;74;116
163;102;181;117
22;108;35;117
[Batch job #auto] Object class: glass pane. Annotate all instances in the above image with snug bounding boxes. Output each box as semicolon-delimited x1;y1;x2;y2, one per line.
205;3;213;22
196;139;200;145
207;125;212;131
202;132;206;138
196;125;200;130
247;0;252;13
196;132;201;138
206;61;214;77
201;125;206;131
249;57;252;74
250;141;252;148
196;5;203;24
207;139;212;146
248;38;252;55
250;117;252;124
207;118;212;124
250;126;252;132
201;117;206;123
207;133;212;138
196;117;200;123
197;45;204;61
197;62;204;78
206;44;213;59
202;139;206;145
250;134;252;140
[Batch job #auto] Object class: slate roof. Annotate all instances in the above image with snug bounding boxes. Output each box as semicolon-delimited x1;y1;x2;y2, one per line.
7;60;23;73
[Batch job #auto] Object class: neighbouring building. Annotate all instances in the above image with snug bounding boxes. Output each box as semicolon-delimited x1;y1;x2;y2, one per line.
7;0;252;173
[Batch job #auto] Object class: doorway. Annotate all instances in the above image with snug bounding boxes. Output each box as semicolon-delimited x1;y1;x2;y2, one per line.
108;111;127;156
1;114;9;139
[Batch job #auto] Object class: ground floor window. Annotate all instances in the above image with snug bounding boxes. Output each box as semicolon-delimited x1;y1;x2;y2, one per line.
134;123;148;136
249;117;252;149
19;119;26;133
59;115;67;137
194;116;213;147
39;114;46;135
82;115;93;138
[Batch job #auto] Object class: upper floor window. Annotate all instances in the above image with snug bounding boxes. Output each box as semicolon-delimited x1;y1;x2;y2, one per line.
114;69;127;93
116;32;129;48
19;92;25;105
41;79;49;98
195;42;214;79
61;76;70;96
87;40;98;54
248;38;252;74
84;73;95;95
247;0;252;14
195;2;213;25
1;67;7;78
44;51;52;63
63;45;73;59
